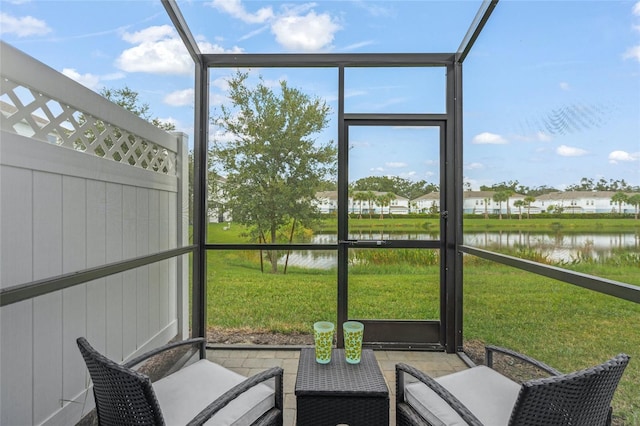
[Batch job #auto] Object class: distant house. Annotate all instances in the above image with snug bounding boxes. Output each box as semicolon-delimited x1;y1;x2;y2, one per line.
315;191;338;214
388;194;410;215
412;191;527;216
209;175;231;223
412;192;440;213
534;191;635;214
313;191;410;215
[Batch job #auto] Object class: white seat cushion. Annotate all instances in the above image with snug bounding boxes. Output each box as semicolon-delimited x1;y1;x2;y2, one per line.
405;366;521;426
153;359;274;426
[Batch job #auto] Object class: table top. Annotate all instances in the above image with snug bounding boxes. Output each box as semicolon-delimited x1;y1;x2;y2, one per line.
295;348;388;397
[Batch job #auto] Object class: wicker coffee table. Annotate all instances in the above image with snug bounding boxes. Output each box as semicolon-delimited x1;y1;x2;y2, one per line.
295;348;389;425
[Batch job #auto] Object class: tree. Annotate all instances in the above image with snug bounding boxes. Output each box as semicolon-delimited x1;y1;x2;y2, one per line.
365;191;376;219
212;71;336;273
483;197;490;219
610;192;628;215
627;194;640;220
101;86;175;131
352;191;368;218
492;191;509;219
74;86;176;158
524;195;536;218
513;199;524;220
351;176;438;200
504;189;514;219
376;192;395;219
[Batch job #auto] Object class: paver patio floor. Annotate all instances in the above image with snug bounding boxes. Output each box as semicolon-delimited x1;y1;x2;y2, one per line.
206;347;469;426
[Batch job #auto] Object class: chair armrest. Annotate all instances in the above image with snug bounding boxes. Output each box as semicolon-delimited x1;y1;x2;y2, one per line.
396;363;484;426
485;345;562;376
123;338;206;369
185;366;284;426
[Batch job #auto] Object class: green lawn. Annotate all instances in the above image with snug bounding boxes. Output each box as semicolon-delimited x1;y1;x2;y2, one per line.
204;221;639;423
316;216;640;233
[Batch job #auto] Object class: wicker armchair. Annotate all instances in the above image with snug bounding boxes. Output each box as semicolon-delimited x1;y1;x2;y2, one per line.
396;345;629;426
77;337;283;426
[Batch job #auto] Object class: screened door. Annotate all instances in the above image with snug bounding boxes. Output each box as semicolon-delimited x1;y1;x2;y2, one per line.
337;120;447;349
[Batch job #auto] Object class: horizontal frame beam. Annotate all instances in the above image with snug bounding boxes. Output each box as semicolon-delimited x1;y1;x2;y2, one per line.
460;245;640;304
203;53;455;68
344;114;448;123
0;246;196;307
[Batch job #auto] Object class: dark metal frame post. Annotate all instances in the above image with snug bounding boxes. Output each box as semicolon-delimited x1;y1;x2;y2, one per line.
162;0;208;357
452;61;464;352
337;66;348;347
442;62;459;353
192;62;209;357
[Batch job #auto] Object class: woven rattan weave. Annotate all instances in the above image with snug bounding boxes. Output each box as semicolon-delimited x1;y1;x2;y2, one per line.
77;337;283;426
295;348;389;426
396;345;629;426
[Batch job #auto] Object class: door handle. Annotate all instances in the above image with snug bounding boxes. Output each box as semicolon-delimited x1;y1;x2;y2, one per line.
339;240;387;246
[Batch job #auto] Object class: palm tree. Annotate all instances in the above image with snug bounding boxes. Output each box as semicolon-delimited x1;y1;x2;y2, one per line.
365;191;376;219
513;200;524;220
492;191;509;219
483;197;490;219
524;195;536;218
504;189;514;219
627;194;640;220
377;192;395;219
610;191;628;215
353;191;367;219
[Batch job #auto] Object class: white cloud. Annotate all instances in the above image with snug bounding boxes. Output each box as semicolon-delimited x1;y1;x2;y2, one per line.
272;11;340;52
238;26;269;42
157;116;179;128
340;40;376;52
0;12;51;37
536;131;553;142
352;0;395;18
164;89;194;107
117;25;242;75
210;93;228;107
633;1;640;16
465;162;484;170
623;45;640;62
62;68;102;91
210;0;341;52
512;131;553;143
472;132;508;144
398;171;417;179
385;162;407;168
556;145;588;157
208;0;274;24
212;76;230;91
559;82;570;91
608;150;639;163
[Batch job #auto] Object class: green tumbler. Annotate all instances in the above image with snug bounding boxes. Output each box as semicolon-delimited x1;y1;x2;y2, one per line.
313;321;334;364
343;321;364;364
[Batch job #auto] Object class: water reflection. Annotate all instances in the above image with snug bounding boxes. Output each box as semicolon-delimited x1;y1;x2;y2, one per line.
280;232;639;269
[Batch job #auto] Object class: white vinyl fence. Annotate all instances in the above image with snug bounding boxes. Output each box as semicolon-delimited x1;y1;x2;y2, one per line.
0;41;190;426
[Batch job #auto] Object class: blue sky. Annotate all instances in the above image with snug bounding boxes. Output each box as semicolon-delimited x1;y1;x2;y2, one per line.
1;0;639;190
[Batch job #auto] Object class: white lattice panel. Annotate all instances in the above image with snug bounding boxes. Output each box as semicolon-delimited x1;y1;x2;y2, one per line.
1;78;177;176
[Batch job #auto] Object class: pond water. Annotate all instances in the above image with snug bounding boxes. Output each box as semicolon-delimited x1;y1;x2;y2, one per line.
279;231;640;269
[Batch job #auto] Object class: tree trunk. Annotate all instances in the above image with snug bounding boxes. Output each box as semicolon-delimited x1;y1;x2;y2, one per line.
283;219;296;274
270;226;278;273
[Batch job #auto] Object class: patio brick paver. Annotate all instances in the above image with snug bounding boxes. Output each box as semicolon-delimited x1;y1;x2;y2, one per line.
206;347;468;426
